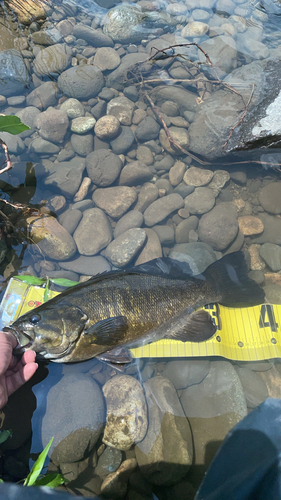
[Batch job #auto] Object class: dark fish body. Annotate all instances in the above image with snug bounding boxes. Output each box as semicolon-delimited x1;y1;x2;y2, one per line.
4;252;265;363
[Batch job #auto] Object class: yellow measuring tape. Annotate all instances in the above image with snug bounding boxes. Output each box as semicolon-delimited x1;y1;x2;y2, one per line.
1;278;280;362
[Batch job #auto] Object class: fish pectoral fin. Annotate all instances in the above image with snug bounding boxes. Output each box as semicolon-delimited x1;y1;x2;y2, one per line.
84;316;129;345
165;309;217;343
96;347;133;364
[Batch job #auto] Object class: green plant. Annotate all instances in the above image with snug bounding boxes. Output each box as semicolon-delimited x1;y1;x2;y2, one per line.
0;115;30;135
15;275;79;302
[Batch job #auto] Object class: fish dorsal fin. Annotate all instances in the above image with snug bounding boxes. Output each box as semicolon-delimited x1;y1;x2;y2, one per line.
84;316;129;346
165;309;217;343
130;257;193;279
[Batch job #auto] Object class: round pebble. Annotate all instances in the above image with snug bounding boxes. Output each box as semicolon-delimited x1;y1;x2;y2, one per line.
94;115;120;139
183;166;214;186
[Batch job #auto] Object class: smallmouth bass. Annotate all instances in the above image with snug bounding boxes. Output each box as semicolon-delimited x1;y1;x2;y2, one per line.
4;251;265;363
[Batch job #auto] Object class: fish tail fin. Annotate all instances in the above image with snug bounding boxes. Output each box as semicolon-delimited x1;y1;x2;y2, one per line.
204;251;265;307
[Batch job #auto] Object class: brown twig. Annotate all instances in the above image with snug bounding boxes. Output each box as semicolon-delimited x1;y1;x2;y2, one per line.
0;139;13;174
148;43;214;68
222;83;255;149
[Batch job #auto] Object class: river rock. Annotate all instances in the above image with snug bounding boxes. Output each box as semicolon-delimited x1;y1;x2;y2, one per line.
162;360;210;389
175;216;199;244
198;202;238;250
251;213;281;245
0;131;25;155
258;182;281;215
29;137;60;154
15;106;40;138
58;65;105;99
71;117;96;134
103;3;173;44
95;446;122;479
0;49;30;96
86;149;122;187
42;374;105;465
134;183;158;213
183;166;214;186
60;98;85;118
107;96;135;126
34;108;69;144
135;116;160;142
208;170;230;196
107;52;148;91
235;366;269;408
198;35;237;75
33;43;71;77
94;115;120;139
73;208;112;255
143;193;184;226
44;157;85;197
26;81;59;110
60;209;82;235
104;228;146;267
238;215;264;236
134;228;162;264
10;0;47;24
135;376;193;485
59;255;111;275
73;24;114;47
159;127;189;154
71;133;94;156
93;47;120;71
169;241;217;273
110;126;135;155
259;242;281;271
101;459;137;498
93;186;137;218
27;215;76;260
119;160;152;186
184;187;215;215
114;211;144;238
102;375;147;451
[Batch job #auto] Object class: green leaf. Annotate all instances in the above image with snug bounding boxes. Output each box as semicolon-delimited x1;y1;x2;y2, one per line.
43;277;50;303
0;429;12;444
14;275;47;286
50;278;79;287
24;437;53;486
0;479;4;483
33;473;67;488
0;115;30;135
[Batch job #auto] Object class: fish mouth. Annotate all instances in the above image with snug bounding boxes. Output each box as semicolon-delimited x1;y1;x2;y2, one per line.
3;326;33;350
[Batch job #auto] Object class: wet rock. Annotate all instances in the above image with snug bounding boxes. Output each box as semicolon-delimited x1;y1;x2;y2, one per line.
0;49;30;97
103;3;174;44
101;458;137;498
175;215;199;244
181;360;247;488
102;375;147;451
134;183;158;213
0;131;25;154
251;213;281;245
44;157;85;197
60;209;82;235
71;133;94;156
136;145;154;166
93;47;120;71
119;160;153;186
248;243;266;271
198;202;238;251
169;241;216;273
31;28;63;45
155;86;198;113
259;242;281;271
153;225;174;246
58;65;104;99
207;170;230;196
16;106;40;138
59;255;110;276
135;228;162;264
258;182;281;214
235;366;269;408
29;137;60;154
184;187;215;215
114;210;144;238
35;108;69;144
26;81;59;110
104;228;146;267
238;215;264;236
264;284;281;304
144;193;184;226
159;127;189;154
60;98;85;118
93;186;137;218
169;160;185;186
107;53;148;91
183;167;211;187
73;24;114;47
162;360;210;389
27;215;76;261
94;115;120;139
71;117;96;134
135;376;193;485
198;35;237;75
110;126;135;155
86;149;122;187
107;96;135;126
95;447;123;479
33;43;71;77
135;116;160;142
73;208;112;255
42;374;105;464
10;0;47;24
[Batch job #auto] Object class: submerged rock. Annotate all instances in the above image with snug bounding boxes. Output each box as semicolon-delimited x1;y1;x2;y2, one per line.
0;49;30;97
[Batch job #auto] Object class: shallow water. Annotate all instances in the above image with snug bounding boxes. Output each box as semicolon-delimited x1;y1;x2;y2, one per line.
0;0;281;497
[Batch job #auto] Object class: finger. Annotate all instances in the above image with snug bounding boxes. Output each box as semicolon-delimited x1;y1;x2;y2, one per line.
0;332;17;374
0;375;8;410
6;362;38;397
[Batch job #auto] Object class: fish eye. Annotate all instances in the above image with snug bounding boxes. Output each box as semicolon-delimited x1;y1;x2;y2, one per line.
30;314;41;325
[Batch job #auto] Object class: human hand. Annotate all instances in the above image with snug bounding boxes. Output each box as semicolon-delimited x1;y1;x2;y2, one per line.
0;331;38;409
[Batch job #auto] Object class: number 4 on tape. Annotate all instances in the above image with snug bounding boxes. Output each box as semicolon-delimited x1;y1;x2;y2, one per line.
259;304;279;332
